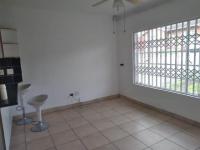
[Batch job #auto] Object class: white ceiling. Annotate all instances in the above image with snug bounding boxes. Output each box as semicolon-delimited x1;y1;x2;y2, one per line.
2;0;170;15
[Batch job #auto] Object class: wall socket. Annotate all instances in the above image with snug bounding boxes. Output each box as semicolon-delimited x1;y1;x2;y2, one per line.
69;93;74;97
69;91;79;97
68;91;80;103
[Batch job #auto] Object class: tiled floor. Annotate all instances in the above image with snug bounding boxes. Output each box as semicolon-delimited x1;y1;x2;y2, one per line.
11;98;200;150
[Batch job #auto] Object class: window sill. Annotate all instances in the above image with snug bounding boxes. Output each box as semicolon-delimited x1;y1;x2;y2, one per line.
134;83;200;100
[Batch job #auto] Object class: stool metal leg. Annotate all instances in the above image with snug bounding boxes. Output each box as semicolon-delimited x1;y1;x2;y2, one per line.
16;89;32;126
16;106;32;126
31;107;48;132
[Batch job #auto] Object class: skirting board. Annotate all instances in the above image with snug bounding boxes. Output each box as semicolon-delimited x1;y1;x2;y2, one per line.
13;94;120;120
120;95;200;128
13;93;200;128
44;94;120;114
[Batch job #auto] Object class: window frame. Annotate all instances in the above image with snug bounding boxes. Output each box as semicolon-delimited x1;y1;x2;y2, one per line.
132;18;200;99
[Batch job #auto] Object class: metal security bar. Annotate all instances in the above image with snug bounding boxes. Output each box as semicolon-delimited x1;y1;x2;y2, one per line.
134;18;200;97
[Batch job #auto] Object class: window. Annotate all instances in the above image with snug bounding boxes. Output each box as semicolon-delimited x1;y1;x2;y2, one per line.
134;18;200;97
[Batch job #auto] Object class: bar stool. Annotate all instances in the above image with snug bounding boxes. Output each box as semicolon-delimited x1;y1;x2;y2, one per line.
28;95;48;132
16;84;32;125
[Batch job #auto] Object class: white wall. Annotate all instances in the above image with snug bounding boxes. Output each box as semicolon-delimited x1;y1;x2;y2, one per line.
0;5;14;28
118;0;200;122
10;7;119;113
0;5;118;149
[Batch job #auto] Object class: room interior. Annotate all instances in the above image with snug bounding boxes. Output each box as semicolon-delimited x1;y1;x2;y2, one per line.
0;0;200;150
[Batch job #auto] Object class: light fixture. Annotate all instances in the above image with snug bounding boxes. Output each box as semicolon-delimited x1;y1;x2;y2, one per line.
112;0;126;34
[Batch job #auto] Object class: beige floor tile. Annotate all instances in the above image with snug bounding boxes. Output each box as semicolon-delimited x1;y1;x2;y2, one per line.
11;133;26;146
124;111;145;121
82;132;109;150
85;103;99;110
119;121;146;134
44;113;64;123
77;108;95;114
73;107;88;113
100;109;121;118
27;137;54;150
92;119;115;131
10;143;26;150
61;110;81;121
109;115;131;125
68;117;88;129
101;126;129;141
83;112;105;122
46;118;66;124
95;106;113;113
94;144;118;150
132;129;164;146
168;132;200;150
52;130;77;146
11;97;200;150
74;124;98;138
184;125;200;139
135;116;161;128
113;106;133;114
167;118;193;129
11;124;25;136
80;110;99;116
56;140;86;150
150;122;182;137
150;139;186;150
26;129;50;142
114;136;147;150
48;122;71;134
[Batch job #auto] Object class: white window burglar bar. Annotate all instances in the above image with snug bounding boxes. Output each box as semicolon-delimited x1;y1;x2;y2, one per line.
134;18;200;97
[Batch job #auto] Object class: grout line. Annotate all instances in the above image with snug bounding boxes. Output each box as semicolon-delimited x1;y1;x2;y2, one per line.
62;109;89;150
47;115;80;149
73;102;125;150
80;103;146;149
47;127;58;150
78;109;113;149
69;126;89;150
80;105;120;146
78;100;166;149
164;139;189;150
88;101;183;150
23;122;28;150
148;138;167;149
13;97;200;150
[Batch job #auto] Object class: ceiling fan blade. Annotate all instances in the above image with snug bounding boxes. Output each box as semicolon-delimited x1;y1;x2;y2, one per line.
125;0;140;4
92;0;110;7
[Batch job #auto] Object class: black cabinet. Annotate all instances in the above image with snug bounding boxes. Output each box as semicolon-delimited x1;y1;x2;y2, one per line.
0;58;22;108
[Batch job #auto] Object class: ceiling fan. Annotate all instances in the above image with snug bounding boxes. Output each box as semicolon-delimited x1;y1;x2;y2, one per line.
92;0;140;33
92;0;140;7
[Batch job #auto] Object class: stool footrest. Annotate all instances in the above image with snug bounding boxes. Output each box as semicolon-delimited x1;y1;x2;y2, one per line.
16;118;32;126
31;121;48;132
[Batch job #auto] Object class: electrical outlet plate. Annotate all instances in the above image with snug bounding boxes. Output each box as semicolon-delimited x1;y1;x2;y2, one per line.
0;70;4;76
7;69;14;75
74;91;79;96
68;91;80;104
69;93;74;97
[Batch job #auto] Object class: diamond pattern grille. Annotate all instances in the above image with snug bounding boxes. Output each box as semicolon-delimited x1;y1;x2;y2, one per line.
136;66;200;80
134;19;200;96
